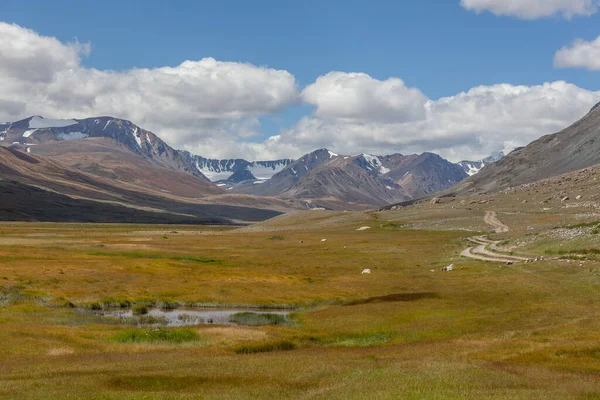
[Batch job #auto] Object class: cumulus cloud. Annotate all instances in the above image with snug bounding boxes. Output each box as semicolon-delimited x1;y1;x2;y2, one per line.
302;72;428;123
460;0;599;19
268;76;600;162
0;21;298;152
554;35;600;70
2;21;599;162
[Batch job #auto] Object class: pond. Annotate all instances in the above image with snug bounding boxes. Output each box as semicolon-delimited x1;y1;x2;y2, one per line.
95;307;290;327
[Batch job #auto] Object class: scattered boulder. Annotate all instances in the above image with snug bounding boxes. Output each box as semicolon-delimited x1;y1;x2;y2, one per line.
361;269;371;274
561;196;570;202
356;226;371;231
576;195;583;200
431;197;441;204
441;264;454;272
320;239;327;242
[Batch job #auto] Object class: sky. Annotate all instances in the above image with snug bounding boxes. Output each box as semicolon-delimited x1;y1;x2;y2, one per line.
0;0;599;161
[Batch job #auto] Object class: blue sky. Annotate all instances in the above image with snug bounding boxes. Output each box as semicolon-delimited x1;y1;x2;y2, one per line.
0;0;599;160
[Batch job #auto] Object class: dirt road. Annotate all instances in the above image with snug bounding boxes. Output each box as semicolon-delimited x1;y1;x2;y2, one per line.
483;211;509;233
460;211;530;263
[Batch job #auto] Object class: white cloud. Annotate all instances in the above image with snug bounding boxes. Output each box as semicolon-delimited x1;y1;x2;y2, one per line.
2;21;599;163
302;72;428;123
554;35;600;70
0;21;298;151
263;76;600;162
460;0;599;19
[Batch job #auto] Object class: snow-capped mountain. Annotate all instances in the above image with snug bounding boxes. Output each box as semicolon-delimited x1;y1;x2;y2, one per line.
233;149;467;205
0;116;207;180
0;115;472;208
458;152;505;176
180;152;293;183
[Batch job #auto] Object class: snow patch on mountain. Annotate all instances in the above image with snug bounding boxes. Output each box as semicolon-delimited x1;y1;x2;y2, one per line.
248;161;288;180
29;116;77;129
22;129;37;138
197;167;234;182
57;132;88;141
458;152;505;176
132;127;142;147
361;153;389;174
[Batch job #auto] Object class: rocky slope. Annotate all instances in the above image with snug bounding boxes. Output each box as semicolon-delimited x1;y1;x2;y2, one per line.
447;102;600;195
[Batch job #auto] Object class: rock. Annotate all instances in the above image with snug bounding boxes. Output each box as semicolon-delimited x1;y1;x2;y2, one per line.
320;239;327;242
506;261;513;265
431;197;441;204
361;269;371;274
576;195;583;200
561;196;569;202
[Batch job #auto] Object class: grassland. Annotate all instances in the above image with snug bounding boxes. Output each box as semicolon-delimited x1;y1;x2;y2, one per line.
1;209;600;399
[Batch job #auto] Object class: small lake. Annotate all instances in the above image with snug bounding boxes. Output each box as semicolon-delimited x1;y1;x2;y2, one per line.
97;308;289;327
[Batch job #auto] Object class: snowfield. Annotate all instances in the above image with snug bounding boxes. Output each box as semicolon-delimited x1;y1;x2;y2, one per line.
29;116;77;129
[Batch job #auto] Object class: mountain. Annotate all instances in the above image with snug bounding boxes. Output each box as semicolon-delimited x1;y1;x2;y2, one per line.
447;103;600;195
0;146;282;223
457;152;505;176
0;116;207;180
180;152;292;183
0;115;469;210
233;149;467;206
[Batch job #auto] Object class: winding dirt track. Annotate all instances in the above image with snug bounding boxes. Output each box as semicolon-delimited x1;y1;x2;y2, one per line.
461;211;530;263
483;211;509;233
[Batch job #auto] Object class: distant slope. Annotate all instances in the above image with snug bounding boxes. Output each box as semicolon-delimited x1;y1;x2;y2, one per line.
29;137;222;199
447;103;600;195
0;147;280;223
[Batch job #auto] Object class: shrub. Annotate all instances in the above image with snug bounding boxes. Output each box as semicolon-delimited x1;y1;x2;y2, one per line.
229;312;287;326
112;328;200;344
159;301;178;310
234;340;295;354
132;305;148;315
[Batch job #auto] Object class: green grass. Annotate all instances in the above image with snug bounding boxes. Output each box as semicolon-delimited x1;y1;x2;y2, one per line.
111;328;201;344
228;312;288;326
